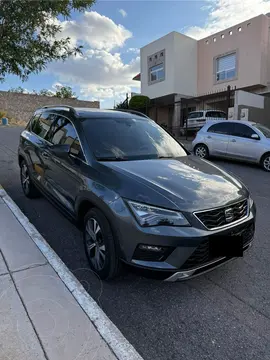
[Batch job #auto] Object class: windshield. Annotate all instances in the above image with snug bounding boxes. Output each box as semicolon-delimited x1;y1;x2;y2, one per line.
253;123;270;138
83;117;187;161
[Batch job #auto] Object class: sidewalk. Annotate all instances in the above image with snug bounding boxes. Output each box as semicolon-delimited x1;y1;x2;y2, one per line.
0;186;142;360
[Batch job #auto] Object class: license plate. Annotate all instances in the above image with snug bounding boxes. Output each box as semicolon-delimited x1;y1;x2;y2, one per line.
210;235;243;257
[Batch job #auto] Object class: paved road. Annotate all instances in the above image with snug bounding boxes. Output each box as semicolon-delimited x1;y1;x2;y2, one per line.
1;126;270;360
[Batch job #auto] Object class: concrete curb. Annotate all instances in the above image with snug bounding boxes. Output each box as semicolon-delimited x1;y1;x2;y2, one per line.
0;185;143;360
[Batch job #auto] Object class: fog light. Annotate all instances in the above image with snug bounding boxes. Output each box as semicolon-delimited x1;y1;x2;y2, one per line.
139;245;163;252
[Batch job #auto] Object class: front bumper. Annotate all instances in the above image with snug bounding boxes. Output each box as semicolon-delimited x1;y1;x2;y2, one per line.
112;200;256;280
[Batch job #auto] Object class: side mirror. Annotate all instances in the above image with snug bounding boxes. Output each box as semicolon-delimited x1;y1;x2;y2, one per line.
51;144;71;158
251;134;260;140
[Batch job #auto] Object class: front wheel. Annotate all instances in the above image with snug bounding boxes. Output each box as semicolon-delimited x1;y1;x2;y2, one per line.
194;144;209;159
20;161;40;198
261;153;270;172
83;208;121;280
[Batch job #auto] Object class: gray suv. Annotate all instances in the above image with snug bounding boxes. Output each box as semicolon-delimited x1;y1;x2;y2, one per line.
18;106;256;281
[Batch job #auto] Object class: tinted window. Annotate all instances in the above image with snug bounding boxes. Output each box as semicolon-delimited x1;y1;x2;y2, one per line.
253;124;270;138
206;111;227;118
232;123;257;138
31;112;56;139
82;117;187;161
188;112;203;119
207;122;234;135
48;117;85;160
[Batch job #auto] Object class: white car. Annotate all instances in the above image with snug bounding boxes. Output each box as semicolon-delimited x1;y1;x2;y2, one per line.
185;110;227;129
192;120;270;171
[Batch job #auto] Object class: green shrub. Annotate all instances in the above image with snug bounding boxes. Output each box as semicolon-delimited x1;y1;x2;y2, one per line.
129;95;150;109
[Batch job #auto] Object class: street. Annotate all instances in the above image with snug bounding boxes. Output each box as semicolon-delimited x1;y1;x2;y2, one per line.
1;126;270;360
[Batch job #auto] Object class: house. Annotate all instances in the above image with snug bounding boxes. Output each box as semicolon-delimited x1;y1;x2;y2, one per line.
133;14;270;130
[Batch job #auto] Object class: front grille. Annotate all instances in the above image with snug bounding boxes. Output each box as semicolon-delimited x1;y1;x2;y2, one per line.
180;222;254;270
194;199;248;230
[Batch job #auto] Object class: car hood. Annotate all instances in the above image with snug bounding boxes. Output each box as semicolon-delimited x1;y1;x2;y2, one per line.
101;156;249;212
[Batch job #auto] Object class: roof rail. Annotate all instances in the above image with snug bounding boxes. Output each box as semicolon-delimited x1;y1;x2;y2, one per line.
111;109;149;119
41;105;77;114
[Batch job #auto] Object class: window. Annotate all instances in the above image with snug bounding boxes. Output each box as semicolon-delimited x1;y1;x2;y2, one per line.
31;112;56;139
253;124;270;138
47;116;85;160
150;64;165;82
232;123;257;138
205;111;227;119
221;34;225;39
216;53;236;81
213;37;217;42
207;122;234;135
188;112;203;119
82;117;187;161
229;31;233;35
238;27;242;32
205;40;209;44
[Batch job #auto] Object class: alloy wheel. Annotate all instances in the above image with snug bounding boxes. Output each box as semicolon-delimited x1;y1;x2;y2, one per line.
263;156;270;171
195;146;207;158
21;164;30;193
85;218;106;270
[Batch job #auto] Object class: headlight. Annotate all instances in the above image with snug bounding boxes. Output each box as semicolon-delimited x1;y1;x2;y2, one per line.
127;201;190;227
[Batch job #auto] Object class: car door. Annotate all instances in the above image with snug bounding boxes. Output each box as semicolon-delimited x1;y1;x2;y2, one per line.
22;111;56;188
205;122;234;156
226;123;261;162
44;115;86;215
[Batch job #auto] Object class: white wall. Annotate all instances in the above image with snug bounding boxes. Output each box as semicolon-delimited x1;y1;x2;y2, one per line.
140;32;175;99
235;90;264;109
140;32;197;99
173;32;197;96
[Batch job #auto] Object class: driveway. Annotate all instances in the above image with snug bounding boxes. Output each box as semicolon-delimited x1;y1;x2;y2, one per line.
0;126;270;360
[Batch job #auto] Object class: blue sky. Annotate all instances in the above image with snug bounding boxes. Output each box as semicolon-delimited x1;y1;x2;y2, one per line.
1;0;270;108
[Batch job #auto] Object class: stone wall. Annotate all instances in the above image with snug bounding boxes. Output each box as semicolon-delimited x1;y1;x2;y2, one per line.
0;91;99;122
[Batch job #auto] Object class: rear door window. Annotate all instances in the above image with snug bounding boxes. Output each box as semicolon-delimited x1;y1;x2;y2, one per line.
188;112;203;119
207;122;234;135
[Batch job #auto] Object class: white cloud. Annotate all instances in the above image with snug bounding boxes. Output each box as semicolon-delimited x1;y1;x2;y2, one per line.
127;48;140;54
46;11;139;102
119;9;127;18
185;0;270;39
59;11;132;51
48;49;140;100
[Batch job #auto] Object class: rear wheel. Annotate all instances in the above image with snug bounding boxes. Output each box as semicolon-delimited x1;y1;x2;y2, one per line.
261;153;270;172
20;161;40;198
194;144;209;159
83;208;121;280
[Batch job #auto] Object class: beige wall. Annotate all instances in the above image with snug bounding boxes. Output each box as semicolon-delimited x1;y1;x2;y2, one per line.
197;15;270;95
0;91;99;122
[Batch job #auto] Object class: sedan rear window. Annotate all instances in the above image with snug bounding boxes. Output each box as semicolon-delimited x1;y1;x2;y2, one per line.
82;117;187;161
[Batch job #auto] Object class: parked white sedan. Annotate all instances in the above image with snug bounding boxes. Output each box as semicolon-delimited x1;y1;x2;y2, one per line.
192;120;270;171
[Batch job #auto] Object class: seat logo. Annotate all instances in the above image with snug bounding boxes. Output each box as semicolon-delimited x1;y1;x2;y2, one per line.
225;208;234;223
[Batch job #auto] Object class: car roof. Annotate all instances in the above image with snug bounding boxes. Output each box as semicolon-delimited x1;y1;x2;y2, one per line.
36;106;149;120
205;119;256;126
189;110;225;113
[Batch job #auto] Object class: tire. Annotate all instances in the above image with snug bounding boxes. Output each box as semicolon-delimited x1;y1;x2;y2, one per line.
83;208;121;280
260;153;270;172
20;160;40;198
194;144;209;159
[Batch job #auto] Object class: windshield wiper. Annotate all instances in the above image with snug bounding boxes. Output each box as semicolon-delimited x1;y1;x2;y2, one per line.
96;156;129;161
158;156;174;159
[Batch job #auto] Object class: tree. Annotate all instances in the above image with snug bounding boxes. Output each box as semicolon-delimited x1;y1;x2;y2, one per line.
55;85;76;99
0;0;95;81
39;89;54;97
8;86;25;93
129;95;150;110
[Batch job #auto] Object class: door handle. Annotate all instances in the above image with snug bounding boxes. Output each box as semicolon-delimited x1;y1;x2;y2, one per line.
41;151;50;159
207;136;212;139
231;139;236;142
